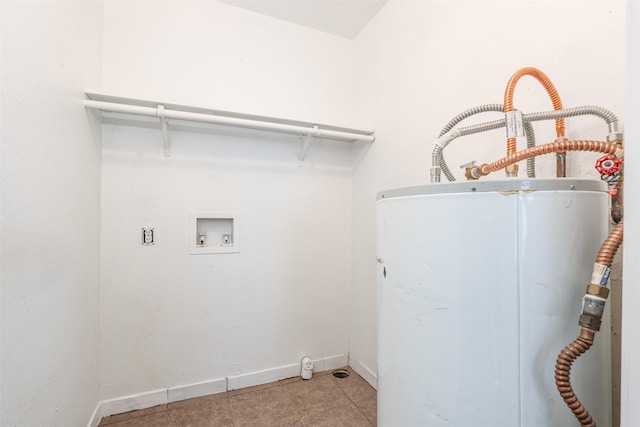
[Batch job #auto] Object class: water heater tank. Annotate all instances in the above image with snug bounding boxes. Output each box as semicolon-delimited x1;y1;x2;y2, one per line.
376;179;611;427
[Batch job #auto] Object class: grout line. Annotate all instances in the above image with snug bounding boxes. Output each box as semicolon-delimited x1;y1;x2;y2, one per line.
334;375;375;426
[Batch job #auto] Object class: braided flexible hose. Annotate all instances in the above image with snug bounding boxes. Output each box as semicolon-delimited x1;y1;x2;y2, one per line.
438;104;504;137
436;104;536;181
437;104;505;182
526;105;618;125
555;330;596;427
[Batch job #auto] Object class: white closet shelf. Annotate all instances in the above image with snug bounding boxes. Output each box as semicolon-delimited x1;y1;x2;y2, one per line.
84;92;375;159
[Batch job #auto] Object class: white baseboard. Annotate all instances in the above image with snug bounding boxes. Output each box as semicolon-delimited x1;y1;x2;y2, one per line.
91;353;349;424
100;388;167;420
168;377;227;403
313;353;349;373
348;354;378;390
227;353;348;390
227;363;300;390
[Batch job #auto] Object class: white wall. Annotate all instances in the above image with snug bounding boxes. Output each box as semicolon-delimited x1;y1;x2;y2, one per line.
350;0;626;382
99;1;359;400
0;1;103;426
621;2;639;425
1;1;633;425
102;1;363;127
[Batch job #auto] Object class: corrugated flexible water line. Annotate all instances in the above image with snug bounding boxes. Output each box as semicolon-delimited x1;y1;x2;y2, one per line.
435;105;537;181
434;105;619;181
504;67;565;156
555;220;624;427
480;140;619;175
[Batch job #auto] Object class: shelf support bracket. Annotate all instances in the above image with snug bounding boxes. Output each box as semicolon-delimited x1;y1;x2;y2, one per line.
158;104;171;157
298;134;311;166
297;125;321;166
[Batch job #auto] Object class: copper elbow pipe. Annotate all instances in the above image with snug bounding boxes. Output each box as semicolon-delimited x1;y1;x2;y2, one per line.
480;140;620;176
504;67;565;156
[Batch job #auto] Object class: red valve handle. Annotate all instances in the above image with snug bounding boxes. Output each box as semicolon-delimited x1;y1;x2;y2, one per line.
595;154;623;176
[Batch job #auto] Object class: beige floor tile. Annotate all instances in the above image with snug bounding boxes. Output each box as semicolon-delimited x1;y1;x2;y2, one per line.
230;384;305;424
285;374;336;396
226;376;301;398
233;411;303;427
99;405;167;426
167;396;234;427
331;369;377;424
283;375;352;417
101;411;168;427
97;370;376;427
301;401;373;427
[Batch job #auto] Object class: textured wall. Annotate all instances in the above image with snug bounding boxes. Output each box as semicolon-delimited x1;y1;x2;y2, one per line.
0;1;103;425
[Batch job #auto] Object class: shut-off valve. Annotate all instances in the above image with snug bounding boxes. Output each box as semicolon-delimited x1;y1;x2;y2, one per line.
595;154;623;195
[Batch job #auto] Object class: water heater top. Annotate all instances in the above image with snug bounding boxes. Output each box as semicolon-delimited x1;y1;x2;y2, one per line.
377;178;607;201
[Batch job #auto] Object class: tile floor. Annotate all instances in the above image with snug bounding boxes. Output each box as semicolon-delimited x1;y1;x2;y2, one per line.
98;368;377;426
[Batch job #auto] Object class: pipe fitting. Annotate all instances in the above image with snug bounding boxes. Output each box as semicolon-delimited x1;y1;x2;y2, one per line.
607;132;624;143
582;295;607;316
464;166;480;180
579;314;602;332
611;171;624;223
552;137;568;177
585;283;610;299
505;164;519;177
430;167;441;183
465;164;488;180
578;295;607;332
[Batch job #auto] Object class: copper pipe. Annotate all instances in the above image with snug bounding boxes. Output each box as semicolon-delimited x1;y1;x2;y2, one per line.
555;220;624;426
595;219;624;266
504;67;565;157
480;140;620;175
555;328;596;427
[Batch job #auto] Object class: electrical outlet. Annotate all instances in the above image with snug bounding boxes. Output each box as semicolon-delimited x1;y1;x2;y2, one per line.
142;228;154;246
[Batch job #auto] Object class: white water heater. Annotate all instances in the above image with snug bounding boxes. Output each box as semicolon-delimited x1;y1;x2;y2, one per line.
376;179;611;427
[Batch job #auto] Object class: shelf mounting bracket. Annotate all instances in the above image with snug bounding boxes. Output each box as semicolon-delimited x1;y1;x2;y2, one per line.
297;125;320;166
158;104;171;157
298;134;311;166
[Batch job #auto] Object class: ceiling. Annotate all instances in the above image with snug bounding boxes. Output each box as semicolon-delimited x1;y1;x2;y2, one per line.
219;0;388;39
